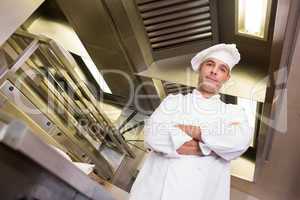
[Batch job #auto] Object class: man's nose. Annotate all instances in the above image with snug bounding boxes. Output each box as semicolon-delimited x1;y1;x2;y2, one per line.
210;67;218;75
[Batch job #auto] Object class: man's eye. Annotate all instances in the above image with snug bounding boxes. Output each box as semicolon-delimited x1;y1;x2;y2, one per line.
220;68;226;72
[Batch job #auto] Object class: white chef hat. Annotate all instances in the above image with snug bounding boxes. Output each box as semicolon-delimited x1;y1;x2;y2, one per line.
191;43;240;72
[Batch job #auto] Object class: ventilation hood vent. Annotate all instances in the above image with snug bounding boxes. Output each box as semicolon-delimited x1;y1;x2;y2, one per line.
163;80;195;95
136;0;219;59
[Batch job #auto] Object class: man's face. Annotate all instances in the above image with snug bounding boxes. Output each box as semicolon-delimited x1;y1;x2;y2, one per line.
197;58;231;93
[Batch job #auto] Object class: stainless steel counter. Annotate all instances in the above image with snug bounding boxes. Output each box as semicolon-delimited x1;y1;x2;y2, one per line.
0;120;115;200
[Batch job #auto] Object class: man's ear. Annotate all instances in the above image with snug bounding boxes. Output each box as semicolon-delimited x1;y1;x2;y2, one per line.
226;73;231;81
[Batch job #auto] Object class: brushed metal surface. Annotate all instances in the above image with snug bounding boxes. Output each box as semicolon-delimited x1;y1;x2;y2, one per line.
151;32;212;49
143;6;210;26
140;0;209;19
148;20;211;37
150;26;212;43
145;13;211;32
0;0;44;46
0;120;115;200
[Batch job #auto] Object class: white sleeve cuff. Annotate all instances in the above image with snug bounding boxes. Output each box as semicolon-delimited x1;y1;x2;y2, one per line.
199;142;212;155
159;132;192;158
171;129;192;151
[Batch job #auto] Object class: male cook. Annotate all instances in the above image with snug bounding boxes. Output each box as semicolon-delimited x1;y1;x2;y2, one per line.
129;43;252;200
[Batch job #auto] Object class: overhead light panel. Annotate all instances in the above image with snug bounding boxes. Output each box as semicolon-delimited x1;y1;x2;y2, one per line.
235;0;272;40
81;56;111;94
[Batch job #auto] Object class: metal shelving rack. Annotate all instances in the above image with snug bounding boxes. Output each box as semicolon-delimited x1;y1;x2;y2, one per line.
0;30;135;179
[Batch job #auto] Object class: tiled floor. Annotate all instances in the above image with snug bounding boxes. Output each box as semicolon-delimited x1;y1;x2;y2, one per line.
231;188;259;200
231;157;255;182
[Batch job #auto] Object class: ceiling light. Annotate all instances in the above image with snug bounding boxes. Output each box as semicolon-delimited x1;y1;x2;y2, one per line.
235;0;272;40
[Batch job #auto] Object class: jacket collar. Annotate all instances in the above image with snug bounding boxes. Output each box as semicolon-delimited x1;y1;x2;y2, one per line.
192;89;221;101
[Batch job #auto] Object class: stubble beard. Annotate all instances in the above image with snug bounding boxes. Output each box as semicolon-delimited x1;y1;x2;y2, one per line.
198;80;219;94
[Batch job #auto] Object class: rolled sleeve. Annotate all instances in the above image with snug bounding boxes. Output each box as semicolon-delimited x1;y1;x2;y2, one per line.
199;142;212;156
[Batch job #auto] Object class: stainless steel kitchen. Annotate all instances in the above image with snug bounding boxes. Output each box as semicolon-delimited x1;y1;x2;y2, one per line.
0;0;299;199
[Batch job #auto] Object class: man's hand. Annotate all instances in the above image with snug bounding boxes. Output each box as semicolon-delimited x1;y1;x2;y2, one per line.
175;124;202;141
176;139;202;155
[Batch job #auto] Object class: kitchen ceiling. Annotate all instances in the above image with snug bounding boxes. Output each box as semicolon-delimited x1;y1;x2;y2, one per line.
24;0;278;109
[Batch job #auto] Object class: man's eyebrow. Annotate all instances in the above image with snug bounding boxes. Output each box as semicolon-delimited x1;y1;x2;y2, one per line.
205;59;215;64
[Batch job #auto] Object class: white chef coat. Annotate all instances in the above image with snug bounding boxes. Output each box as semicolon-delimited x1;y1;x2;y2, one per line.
129;89;252;200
